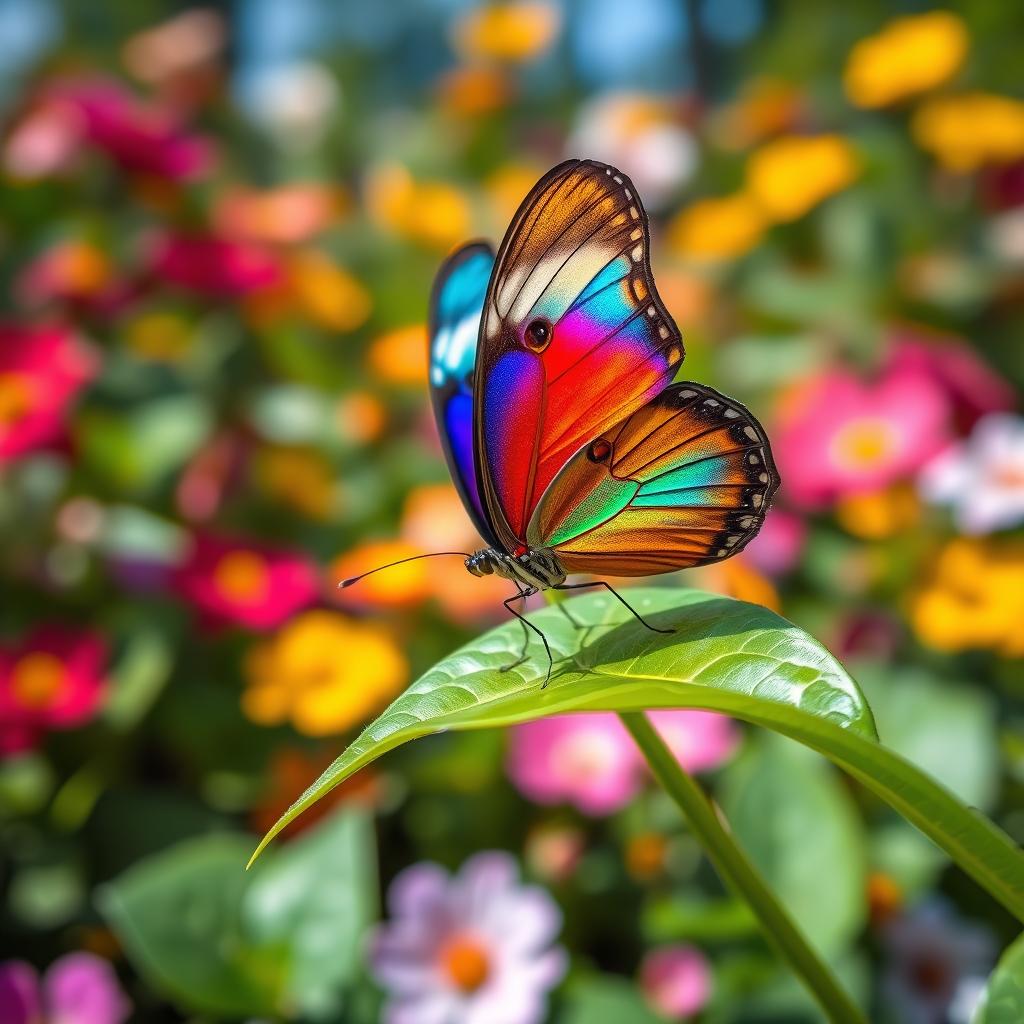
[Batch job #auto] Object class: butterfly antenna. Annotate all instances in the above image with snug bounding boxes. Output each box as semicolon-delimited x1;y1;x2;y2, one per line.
338;551;474;589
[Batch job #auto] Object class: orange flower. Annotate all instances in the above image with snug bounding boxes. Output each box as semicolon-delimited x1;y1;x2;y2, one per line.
844;11;968;109
746;134;860;222
437;66;513;118
668;194;765;262
835;484;921;540
912;93;1024;171
452;2;560;64
365;163;472;250
213;183;347;245
367;325;428;386
335;391;387;445
329;539;433;610
254;445;337;521
714;77;804;149
486;163;546;232
242;610;406;736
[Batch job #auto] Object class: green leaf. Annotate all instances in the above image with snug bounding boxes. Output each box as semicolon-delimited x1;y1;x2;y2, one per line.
719;734;866;957
558;975;664;1024
975;933;1024;1024
249;589;1024;923
101;811;376;1019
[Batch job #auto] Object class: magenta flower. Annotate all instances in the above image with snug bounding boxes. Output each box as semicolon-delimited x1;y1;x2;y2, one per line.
737;507;807;577
173;533;318;630
507;712;738;815
150;233;282;298
640;945;713;1019
920;413;1024;534
774;364;951;508
370;852;566;1024
8;76;215;181
0;626;109;757
0;325;98;463
0;953;130;1024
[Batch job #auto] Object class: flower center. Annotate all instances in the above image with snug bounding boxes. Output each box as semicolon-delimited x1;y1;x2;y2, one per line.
10;652;66;709
993;463;1024;488
439;934;491;993
831;417;899;470
554;730;616;784
213;551;271;604
0;372;34;428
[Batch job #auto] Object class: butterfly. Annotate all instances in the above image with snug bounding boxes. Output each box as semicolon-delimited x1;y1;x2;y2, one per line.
352;159;780;683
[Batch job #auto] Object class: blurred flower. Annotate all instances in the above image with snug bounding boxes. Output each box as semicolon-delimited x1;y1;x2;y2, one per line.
880;902;993;1024
699;559;781;612
640;945;712;1020
568;92;697;208
213;184;347;245
912;93;1024;172
175;433;243;521
149;233;282;298
122;310;195;363
745;134;860;223
330;539;434;610
242;61;339;151
835;484;921;540
486;163;546;231
371;851;566;1024
668;194;765;263
15;241;113;309
251;748;382;838
524;824;585;884
741;508;806;577
7;76;215;181
174;534;318;629
774;364;951;508
437;66;513;119
335;391;388;446
0;325;97;463
888;331;1015;430
254;445;337;521
625;831;669;881
844;11;968;109
920;414;1024;534
120;8;225;93
911;538;1024;656
452;2;561;64
0;627;108;756
368;325;429;386
365;163;472;250
713;77;804;150
0;952;130;1024
242;610;406;736
507;712;737;815
867;871;904;927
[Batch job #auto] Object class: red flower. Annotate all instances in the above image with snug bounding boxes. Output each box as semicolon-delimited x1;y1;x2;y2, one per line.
0;627;108;757
150;234;282;298
173;533;318;630
0;325;97;463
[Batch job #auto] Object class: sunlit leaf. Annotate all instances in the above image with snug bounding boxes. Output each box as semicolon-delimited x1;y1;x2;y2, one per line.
975;932;1024;1024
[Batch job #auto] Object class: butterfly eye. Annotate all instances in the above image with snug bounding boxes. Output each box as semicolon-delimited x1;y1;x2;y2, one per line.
587;438;612;463
524;319;552;352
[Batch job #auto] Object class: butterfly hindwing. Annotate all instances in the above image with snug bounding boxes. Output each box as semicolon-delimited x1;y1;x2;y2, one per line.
526;383;780;575
427;241;499;546
475;159;685;551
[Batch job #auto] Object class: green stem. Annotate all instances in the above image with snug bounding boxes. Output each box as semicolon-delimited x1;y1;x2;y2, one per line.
620;711;866;1024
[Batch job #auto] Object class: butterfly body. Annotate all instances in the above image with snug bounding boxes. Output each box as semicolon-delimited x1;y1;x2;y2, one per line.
427;158;781;681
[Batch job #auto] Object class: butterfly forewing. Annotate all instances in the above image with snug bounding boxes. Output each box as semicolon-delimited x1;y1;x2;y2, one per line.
427;241;499;546
526;383;780;576
474;159;685;551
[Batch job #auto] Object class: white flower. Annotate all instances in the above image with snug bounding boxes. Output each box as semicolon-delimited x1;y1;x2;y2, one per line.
919;413;1024;533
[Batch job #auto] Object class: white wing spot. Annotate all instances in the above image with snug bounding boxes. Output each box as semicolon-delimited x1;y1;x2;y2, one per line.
658;325;669;338
705;399;720;407
743;426;759;441
751;494;763;509
631;244;643;262
724;408;739;418
759;472;769;483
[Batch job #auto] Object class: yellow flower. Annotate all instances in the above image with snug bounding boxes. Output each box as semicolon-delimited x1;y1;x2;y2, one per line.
714;77;804;149
330;539;433;610
844;11;968;109
436;65;512;118
286;249;372;332
486;162;546;232
746;135;860;223
912;92;1024;171
365;163;472;250
835;484;921;540
123;311;195;362
254;445;337;521
242;610;407;736
452;2;560;64
367;325;428;386
910;539;1024;655
667;194;765;262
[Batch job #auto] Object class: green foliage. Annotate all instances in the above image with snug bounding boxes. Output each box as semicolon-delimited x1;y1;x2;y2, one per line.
976;933;1024;1024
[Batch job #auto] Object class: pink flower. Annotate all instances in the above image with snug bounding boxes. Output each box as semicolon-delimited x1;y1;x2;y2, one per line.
739;508;807;577
0;325;97;463
173;533;318;629
920;413;1024;533
150;233;282;297
774;364;951;508
0;953;131;1024
507;712;738;815
370;851;566;1024
640;945;713;1020
0;627;108;757
6;76;216;181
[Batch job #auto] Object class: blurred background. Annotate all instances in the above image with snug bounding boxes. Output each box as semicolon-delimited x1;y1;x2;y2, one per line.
0;1;1022;1021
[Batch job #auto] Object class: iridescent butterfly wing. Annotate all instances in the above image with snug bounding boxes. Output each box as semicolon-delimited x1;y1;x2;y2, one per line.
475;159;779;572
427;241;500;547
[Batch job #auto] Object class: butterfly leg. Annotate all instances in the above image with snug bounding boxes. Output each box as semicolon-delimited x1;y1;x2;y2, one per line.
554;599;583;629
553;581;674;634
500;588;554;686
